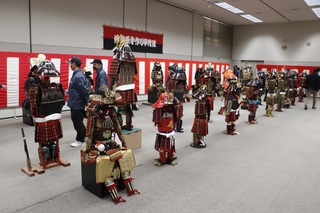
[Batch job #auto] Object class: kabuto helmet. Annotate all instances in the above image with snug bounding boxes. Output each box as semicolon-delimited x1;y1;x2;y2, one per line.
35;60;60;77
172;66;187;81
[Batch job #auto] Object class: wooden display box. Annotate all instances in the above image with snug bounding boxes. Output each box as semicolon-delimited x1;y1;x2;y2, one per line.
80;151;126;198
122;127;142;150
81;161;107;198
147;88;158;104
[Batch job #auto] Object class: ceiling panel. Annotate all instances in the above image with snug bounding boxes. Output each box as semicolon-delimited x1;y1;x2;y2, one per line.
156;0;320;26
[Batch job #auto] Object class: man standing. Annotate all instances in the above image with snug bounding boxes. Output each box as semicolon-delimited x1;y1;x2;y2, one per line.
304;67;320;110
67;57;89;147
91;58;108;94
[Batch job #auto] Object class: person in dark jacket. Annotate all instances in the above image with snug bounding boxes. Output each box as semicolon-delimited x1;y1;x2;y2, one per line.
0;84;7;90
0;84;6;90
90;58;108;94
67;56;89;147
304;67;320;110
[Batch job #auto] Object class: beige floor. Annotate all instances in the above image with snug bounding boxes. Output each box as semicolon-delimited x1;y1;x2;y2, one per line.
1;96;320;213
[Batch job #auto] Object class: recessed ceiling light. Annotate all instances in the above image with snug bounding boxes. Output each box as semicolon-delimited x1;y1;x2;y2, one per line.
312;7;320;17
241;14;263;23
305;0;320;6
215;2;244;14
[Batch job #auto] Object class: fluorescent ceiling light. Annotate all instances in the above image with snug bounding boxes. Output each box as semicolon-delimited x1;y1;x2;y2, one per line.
312;7;320;17
241;14;263;23
304;0;320;6
215;2;244;14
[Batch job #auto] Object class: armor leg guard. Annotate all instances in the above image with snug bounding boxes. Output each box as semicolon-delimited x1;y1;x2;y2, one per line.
41;144;51;166
248;114;257;124
291;98;296;106
298;94;303;102
176;120;184;133
167;151;177;165
105;178;126;204
265;107;274;117
159;150;167;164
230;124;237;135
123;111;133;131
275;104;283;112
223;125;231;134
190;135;206;148
123;172;140;196
207;112;212;123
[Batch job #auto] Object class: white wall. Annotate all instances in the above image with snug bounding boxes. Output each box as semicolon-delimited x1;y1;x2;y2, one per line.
0;0;205;60
233;21;320;66
0;0;30;52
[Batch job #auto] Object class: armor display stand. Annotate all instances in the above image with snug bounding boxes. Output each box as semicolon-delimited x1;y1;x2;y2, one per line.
26;57;70;175
32;140;70;174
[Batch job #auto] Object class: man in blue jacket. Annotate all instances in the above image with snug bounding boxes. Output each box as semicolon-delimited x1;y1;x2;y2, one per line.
91;58;108;94
67;56;89;147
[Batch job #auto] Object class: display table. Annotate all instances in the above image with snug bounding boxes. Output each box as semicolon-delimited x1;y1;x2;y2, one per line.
147;88;159;104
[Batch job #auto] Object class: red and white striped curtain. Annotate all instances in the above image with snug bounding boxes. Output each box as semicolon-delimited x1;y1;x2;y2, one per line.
0;51;229;108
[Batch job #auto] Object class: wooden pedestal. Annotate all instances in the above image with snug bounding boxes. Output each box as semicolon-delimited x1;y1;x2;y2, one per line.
122;127;142;150
24;140;71;176
147;88;159;104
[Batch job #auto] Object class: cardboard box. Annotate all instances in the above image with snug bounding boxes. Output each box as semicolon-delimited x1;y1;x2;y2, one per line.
122;127;142;150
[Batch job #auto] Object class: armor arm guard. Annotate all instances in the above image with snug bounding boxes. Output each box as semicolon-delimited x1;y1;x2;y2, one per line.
152;108;162;123
225;100;232;115
109;108;127;148
151;70;156;85
85;115;96;153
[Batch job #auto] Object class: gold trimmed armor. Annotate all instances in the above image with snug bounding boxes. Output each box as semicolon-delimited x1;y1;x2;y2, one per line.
82;85;139;204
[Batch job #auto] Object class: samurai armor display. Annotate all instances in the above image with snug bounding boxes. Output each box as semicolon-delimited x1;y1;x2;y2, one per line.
286;79;293;88
34;119;62;142
191;116;208;136
154;133;175;152
117;63;135;85
175;104;183;119
39;85;65;116
152;108;162;123
109;61;119;77
157;117;175;133
248;103;257;112
267;79;276;89
225;111;237;123
117;90;135;105
194;101;206;115
168;81;176;92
